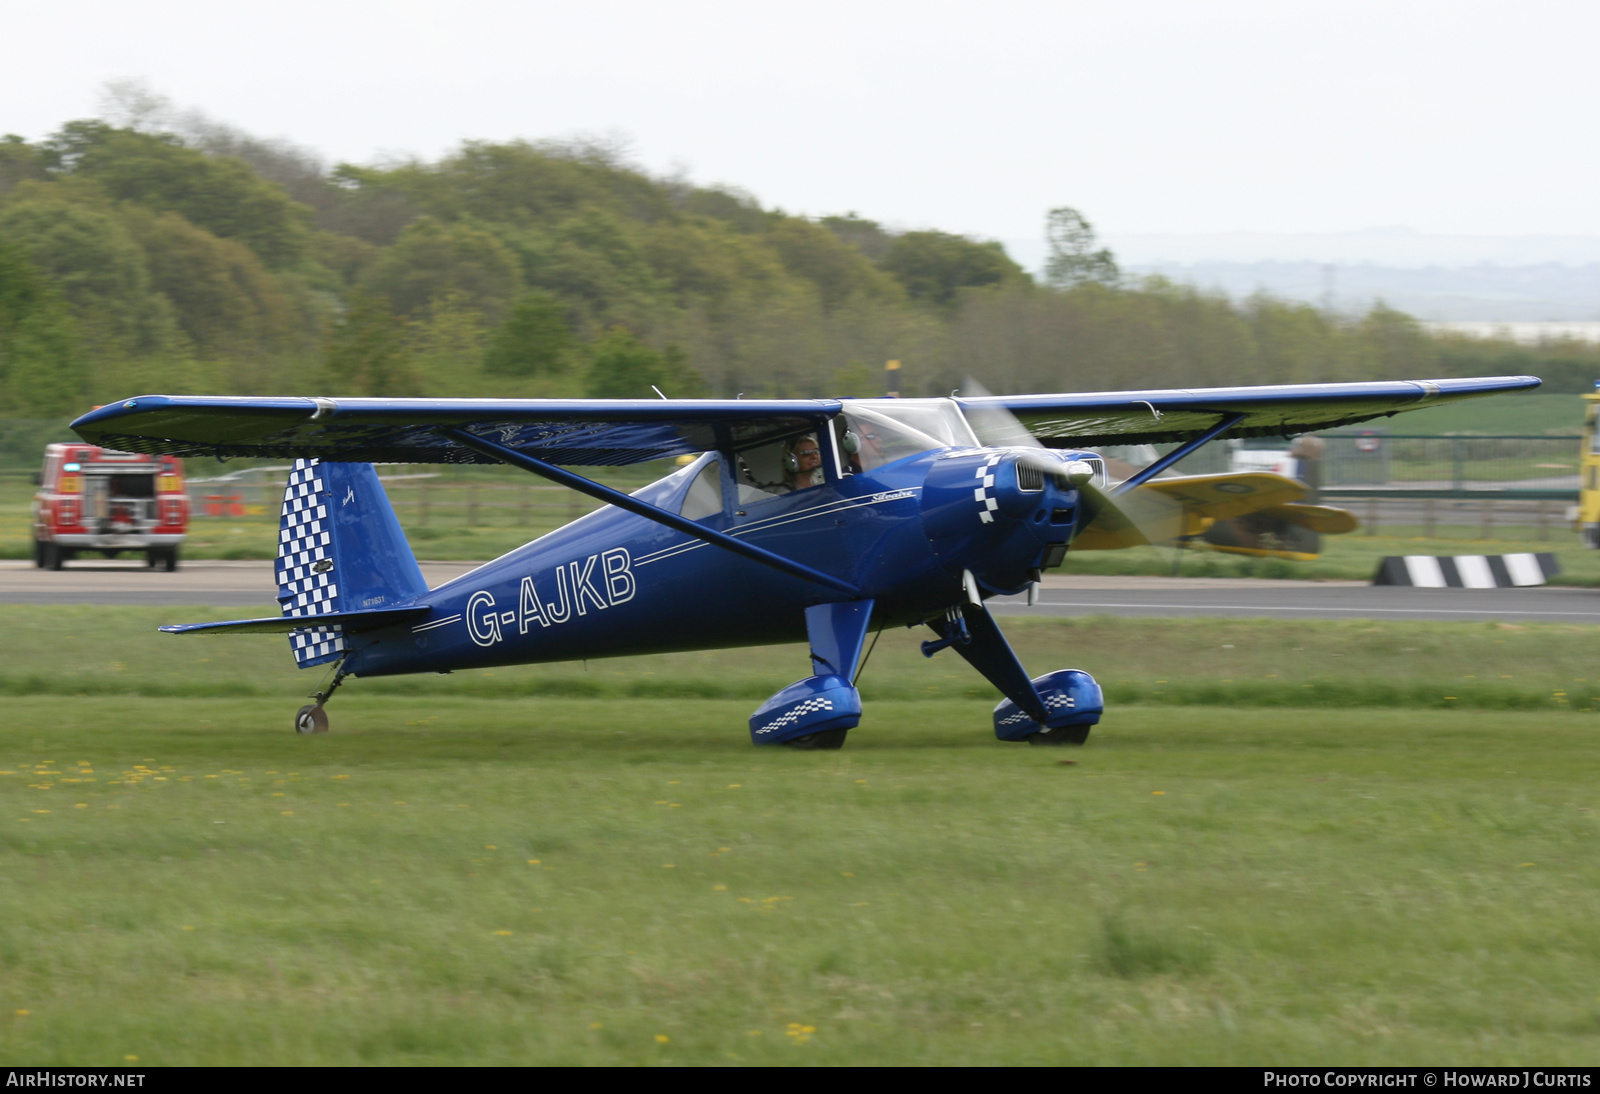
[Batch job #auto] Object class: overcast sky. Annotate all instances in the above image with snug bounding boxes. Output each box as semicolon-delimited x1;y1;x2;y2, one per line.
6;0;1598;269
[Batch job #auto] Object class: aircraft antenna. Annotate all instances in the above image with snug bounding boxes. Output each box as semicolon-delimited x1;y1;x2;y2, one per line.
651;385;668;400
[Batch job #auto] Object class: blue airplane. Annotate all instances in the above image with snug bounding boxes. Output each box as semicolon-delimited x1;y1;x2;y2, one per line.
71;375;1538;749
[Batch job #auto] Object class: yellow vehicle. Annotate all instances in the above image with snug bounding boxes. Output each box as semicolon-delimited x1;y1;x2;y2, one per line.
1077;436;1358;560
1575;390;1600;548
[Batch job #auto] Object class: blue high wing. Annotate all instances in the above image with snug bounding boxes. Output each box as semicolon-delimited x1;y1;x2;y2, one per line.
956;376;1542;447
69;376;1539;463
70;395;842;465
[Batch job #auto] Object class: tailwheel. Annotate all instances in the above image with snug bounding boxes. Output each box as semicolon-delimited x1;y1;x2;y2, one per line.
1027;726;1091;746
296;665;347;734
782;729;848;750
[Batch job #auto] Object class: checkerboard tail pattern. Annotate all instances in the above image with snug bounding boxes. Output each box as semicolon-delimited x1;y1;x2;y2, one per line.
276;458;346;667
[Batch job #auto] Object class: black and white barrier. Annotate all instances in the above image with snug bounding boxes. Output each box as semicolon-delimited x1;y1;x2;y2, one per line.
1372;553;1561;588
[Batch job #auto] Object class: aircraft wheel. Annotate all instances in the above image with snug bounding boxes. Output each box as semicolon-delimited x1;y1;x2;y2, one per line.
165;549;179;573
43;543;64;571
32;540;45;569
1028;726;1091;746
782;729;847;750
294;705;329;735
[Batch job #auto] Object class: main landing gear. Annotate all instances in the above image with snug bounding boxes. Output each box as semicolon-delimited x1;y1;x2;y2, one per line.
922;601;1103;746
749;602;875;751
294;665;348;735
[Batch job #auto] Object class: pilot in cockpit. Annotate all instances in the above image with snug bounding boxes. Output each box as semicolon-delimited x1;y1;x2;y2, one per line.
840;427;885;475
784;435;823;492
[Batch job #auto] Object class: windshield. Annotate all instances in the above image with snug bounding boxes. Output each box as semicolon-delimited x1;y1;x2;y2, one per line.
840;399;979;472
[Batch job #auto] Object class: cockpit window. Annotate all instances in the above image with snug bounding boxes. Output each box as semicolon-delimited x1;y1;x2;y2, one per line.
839;399;979;472
733;432;825;501
679;457;724;520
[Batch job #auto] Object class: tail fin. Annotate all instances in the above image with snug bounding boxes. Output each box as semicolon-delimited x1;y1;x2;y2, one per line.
277;459;428;667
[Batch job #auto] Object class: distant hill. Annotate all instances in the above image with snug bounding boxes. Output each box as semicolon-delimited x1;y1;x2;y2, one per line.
1125;260;1600;322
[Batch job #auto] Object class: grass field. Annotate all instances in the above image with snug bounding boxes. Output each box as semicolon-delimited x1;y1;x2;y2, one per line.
1357;391;1584;436
2;609;1600;1064
9;606;1600;713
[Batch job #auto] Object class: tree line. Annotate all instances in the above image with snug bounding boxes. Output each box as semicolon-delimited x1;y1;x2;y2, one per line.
2;90;1596;424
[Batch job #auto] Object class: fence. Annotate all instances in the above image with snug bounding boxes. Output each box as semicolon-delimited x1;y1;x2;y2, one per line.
1342;496;1571;541
1309;434;1580;539
1318;434;1581;496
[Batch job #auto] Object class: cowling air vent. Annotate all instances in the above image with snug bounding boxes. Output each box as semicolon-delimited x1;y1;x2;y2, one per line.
1017;458;1104;492
312;558;334;574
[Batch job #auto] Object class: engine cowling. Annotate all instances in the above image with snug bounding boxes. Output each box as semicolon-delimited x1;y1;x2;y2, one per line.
918;449;1082;595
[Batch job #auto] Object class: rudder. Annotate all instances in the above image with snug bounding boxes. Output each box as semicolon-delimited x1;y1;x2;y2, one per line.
277;459;428;667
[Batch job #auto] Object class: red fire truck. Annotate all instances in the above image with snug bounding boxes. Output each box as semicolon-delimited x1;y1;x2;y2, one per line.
33;444;188;570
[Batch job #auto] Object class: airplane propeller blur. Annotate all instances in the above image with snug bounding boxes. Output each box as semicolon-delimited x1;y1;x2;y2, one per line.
71;374;1539;749
961;377;1344;560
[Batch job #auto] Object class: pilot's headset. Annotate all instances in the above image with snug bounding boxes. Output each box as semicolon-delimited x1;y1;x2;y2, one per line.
837;428;862;475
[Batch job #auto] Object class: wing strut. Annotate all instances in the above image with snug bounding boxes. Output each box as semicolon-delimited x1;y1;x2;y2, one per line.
1113;412;1246;494
440;427;861;598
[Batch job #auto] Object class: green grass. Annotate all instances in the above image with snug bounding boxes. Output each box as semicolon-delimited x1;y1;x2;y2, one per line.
5;608;1600;1062
1;695;1598;1065
8;607;1600;715
1340;391;1585;436
1360;457;1577;482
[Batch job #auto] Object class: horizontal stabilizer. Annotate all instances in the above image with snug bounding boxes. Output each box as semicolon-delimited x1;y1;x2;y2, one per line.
160;605;432;636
